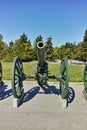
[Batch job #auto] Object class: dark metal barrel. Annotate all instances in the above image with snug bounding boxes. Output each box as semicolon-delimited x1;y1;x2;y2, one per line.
37;41;46;67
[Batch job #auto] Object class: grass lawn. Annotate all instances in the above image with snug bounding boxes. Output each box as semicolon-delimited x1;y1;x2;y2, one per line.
1;61;85;82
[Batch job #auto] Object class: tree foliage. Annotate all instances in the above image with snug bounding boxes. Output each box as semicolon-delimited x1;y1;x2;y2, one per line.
0;30;87;62
46;36;54;61
84;30;87;42
33;35;43;60
0;34;3;42
0;34;9;60
13;33;33;61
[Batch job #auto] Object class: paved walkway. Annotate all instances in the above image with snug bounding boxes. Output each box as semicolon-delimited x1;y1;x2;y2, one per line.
0;81;87;130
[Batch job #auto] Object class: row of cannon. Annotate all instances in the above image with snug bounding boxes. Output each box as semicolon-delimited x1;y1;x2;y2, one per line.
0;41;87;107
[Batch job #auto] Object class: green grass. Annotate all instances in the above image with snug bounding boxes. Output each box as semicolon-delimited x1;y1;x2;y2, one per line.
1;61;85;82
2;62;12;80
70;65;84;82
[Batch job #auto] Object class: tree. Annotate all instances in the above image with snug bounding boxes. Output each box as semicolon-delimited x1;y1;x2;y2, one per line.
33;35;43;60
78;42;87;61
59;45;65;59
64;42;77;59
53;47;60;59
9;40;14;47
46;36;54;61
0;34;9;60
0;42;8;60
84;30;87;42
77;30;87;61
4;40;16;61
14;33;33;61
74;30;87;61
34;35;43;45
0;34;3;43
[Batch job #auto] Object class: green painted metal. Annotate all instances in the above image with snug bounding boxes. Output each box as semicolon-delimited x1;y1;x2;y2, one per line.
11;41;70;100
35;62;48;86
83;64;87;100
57;57;69;99
35;41;48;85
37;41;46;67
84;64;87;92
12;56;25;98
0;62;2;82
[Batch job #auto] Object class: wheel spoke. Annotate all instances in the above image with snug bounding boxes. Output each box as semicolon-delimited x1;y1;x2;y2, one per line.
15;79;19;85
15;74;19;77
12;57;24;98
60;61;65;74
0;62;2;81
58;57;69;99
16;63;22;74
84;64;87;92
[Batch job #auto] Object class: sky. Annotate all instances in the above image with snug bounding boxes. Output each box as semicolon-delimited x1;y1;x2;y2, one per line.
0;0;87;46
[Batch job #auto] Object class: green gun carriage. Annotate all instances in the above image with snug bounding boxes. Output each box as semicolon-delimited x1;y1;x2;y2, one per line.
12;41;70;106
83;63;87;100
0;62;3;85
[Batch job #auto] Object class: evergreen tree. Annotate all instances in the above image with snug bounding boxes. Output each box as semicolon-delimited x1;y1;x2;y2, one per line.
0;34;3;42
46;36;54;61
33;35;43;60
84;30;87;42
80;42;87;61
64;42;77;59
5;41;15;61
53;47;60;59
59;45;65;59
79;30;87;61
75;30;87;61
9;41;14;47
14;33;33;61
0;34;9;60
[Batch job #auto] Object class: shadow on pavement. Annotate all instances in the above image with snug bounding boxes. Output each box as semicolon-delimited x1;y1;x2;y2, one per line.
0;83;12;100
21;85;59;105
39;84;60;95
22;86;40;104
67;87;75;104
20;85;75;106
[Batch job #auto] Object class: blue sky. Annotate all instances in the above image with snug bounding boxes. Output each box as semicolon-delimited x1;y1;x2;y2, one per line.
0;0;87;46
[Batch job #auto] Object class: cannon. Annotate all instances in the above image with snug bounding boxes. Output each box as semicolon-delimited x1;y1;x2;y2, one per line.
35;42;48;86
83;63;87;100
12;41;70;106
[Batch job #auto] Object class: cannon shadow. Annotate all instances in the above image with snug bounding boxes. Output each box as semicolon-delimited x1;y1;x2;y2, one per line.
21;86;40;105
67;87;75;104
21;85;59;105
21;85;75;106
0;83;12;100
40;85;75;105
39;84;60;95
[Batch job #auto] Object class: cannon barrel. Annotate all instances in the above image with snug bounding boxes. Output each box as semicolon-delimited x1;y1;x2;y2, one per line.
37;41;46;67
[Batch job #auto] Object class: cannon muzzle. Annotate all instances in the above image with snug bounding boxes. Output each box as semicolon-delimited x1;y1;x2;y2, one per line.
37;42;44;48
37;41;46;67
